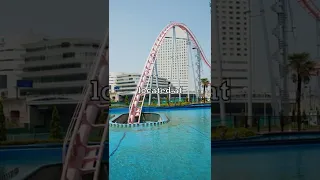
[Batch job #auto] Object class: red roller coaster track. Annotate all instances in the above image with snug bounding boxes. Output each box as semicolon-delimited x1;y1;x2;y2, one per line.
298;0;320;19
127;22;211;124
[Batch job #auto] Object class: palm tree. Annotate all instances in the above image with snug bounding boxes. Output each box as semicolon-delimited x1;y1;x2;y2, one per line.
201;78;210;103
288;52;316;131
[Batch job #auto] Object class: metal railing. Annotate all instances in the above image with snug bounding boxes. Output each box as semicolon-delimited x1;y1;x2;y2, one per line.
212;115;320;133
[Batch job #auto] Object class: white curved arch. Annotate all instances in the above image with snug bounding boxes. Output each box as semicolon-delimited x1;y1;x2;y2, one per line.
128;22;211;123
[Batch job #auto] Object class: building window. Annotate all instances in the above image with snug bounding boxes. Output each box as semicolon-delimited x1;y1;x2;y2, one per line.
0;75;7;89
63;52;75;58
61;42;71;48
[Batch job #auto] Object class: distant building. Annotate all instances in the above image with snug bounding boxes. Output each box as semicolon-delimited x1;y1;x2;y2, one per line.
18;37;103;129
109;72;125;93
0;30;46;99
0;30;47;127
109;72;126;101
19;38;101;105
111;73;174;101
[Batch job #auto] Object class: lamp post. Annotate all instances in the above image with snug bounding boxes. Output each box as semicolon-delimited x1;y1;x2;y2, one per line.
263;89;267;127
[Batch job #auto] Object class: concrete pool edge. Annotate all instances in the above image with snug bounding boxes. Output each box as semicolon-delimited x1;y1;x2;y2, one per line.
212;138;320;148
109;112;169;128
212;132;320;148
109;104;210;111
0;142;109;150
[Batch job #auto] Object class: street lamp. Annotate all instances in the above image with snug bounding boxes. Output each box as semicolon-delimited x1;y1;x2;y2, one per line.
263;88;267;127
168;81;171;101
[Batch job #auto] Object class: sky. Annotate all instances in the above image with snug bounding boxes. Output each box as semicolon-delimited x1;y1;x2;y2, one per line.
109;0;211;79
2;0;318;93
0;0;108;42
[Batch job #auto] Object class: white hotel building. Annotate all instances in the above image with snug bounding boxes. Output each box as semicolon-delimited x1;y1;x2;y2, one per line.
156;26;192;93
212;0;250;94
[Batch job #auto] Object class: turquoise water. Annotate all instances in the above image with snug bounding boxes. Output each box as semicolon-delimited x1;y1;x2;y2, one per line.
0;107;210;180
109;107;211;180
212;144;320;180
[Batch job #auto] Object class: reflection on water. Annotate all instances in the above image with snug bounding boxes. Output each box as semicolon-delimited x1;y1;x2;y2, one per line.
0;166;6;178
212;144;320;180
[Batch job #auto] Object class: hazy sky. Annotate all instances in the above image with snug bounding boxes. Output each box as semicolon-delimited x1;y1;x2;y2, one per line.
2;0;319;93
0;0;108;40
109;0;211;79
1;0;210;80
250;0;319;92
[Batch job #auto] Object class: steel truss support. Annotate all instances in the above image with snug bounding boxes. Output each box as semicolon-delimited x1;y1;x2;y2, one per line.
187;33;197;102
195;48;202;102
271;0;290;115
260;0;279;116
148;60;161;106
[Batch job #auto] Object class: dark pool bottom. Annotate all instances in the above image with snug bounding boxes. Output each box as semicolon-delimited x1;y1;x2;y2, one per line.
0;144;109;180
212;133;320;180
23;162;108;180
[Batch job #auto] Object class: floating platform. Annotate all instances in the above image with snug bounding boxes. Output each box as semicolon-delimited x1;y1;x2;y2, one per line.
109;113;169;128
22;162;108;180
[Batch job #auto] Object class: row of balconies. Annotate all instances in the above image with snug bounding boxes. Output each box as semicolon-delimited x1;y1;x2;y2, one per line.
23;45;99;57
20;57;94;68
29;80;86;89
19;67;89;77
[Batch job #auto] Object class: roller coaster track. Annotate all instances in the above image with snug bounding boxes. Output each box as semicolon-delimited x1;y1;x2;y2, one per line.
127;22;211;124
298;0;320;19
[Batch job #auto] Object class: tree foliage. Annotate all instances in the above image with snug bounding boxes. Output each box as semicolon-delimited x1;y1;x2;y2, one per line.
201;78;210;103
288;52;316;131
166;95;170;107
124;96;129;105
49;106;62;139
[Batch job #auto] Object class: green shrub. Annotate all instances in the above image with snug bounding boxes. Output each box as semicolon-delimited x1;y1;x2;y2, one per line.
49;106;62;139
212;127;256;140
124;96;129;105
0;98;6;141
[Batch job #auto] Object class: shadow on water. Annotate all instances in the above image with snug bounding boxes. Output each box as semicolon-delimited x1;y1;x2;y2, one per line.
0;167;19;180
22;163;108;180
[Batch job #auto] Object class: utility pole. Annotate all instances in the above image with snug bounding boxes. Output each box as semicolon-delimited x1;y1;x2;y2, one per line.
247;0;253;127
260;0;279;117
